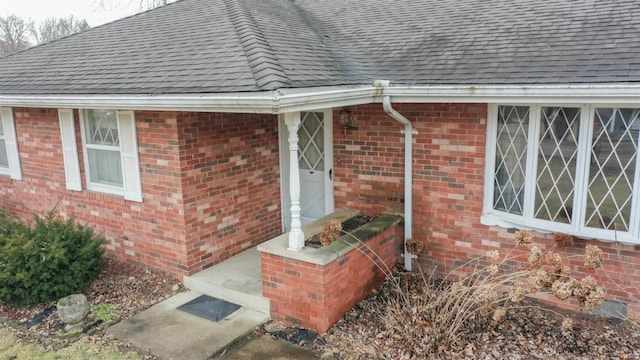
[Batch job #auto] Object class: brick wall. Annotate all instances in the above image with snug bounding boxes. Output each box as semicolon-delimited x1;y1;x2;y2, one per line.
0;108;281;279
332;102;640;317
5;103;640;315
0;108;190;276
261;223;401;332
177;112;282;274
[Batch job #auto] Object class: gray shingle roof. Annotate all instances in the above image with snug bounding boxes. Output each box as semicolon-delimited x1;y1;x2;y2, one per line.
1;0;640;95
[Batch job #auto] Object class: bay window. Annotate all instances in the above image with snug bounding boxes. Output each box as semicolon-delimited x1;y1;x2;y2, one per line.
483;104;640;243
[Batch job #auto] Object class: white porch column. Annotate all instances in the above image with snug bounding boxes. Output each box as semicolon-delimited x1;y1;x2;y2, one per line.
284;112;305;251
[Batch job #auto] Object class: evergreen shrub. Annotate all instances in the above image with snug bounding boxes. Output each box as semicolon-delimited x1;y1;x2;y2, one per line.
0;209;104;306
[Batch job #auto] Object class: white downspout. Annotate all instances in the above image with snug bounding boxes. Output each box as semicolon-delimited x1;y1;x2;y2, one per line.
377;80;417;271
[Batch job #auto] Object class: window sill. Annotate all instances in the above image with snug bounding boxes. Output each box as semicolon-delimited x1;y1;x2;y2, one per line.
480;214;638;245
86;183;125;197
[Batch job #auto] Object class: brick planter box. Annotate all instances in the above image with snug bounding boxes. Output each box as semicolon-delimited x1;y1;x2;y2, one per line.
258;211;403;332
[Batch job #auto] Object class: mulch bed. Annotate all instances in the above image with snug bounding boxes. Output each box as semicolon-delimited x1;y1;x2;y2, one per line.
271;266;640;359
0;257;183;358
306;215;376;248
3;255;640;359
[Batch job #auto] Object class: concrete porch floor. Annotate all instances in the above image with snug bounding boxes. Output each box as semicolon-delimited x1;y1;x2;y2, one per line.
182;209;362;316
183;246;270;314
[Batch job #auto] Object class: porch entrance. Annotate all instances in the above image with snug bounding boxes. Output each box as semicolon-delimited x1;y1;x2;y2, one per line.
280;110;334;229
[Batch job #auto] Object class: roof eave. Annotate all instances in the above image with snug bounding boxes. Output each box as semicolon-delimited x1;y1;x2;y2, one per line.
384;84;640;105
0;85;381;114
1;83;640;113
0;93;279;114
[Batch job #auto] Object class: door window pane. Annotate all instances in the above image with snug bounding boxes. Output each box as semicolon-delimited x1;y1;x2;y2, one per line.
298;112;324;171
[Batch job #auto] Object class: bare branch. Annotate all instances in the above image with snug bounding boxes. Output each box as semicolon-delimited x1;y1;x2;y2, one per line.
0;15;33;56
33;16;90;45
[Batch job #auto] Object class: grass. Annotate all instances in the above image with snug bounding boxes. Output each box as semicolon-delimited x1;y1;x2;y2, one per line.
91;303;118;323
0;327;141;360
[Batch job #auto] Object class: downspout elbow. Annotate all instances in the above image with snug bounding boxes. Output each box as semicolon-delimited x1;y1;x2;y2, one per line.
382;96;412;129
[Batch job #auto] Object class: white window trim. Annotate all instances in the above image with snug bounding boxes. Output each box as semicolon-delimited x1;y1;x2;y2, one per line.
0;107;22;180
482;103;640;244
79;109;142;202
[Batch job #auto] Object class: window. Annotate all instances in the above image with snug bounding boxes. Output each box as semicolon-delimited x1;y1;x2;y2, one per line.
78;109;142;201
0;107;22;180
483;104;640;243
0;113;8;170
82;109;123;188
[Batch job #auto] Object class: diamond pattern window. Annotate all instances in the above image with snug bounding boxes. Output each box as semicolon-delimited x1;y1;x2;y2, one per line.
535;107;580;223
298;112;324;171
494;105;529;214
484;105;640;243
586;108;640;231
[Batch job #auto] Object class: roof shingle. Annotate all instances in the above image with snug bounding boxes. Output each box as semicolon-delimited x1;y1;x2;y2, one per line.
1;0;639;95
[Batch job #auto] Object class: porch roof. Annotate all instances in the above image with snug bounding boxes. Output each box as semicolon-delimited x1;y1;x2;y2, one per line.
0;0;640;102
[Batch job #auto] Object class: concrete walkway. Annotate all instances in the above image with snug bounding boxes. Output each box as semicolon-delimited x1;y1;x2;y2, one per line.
217;335;321;359
108;291;319;360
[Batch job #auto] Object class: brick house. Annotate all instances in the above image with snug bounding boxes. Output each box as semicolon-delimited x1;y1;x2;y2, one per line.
2;0;640;328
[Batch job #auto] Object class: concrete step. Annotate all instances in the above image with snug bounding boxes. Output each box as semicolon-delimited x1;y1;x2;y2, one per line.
183;247;270;314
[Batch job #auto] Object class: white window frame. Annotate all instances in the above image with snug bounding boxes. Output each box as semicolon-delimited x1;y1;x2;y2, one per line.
78;109;142;202
0;107;22;180
482;103;640;244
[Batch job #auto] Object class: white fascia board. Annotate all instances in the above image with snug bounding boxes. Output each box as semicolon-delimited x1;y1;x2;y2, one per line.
0;93;278;114
0;86;379;114
3;83;640;114
383;84;640;104
275;86;379;113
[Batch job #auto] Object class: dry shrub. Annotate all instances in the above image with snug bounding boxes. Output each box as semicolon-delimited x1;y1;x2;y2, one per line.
320;219;342;246
514;230;533;247
584;244;603;269
554;232;574;248
375;230;606;352
406;237;424;255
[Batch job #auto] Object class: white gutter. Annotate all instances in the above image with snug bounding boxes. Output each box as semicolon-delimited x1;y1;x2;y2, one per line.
383;84;640;104
377;80;417;272
0;85;378;114
2;83;640;113
0;94;277;114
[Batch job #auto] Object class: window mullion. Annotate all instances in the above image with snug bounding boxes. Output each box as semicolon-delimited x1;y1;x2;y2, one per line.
85;143;120;152
522;105;540;223
573;105;591;234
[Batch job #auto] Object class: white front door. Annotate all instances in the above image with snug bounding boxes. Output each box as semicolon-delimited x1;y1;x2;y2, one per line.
280;110;334;229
